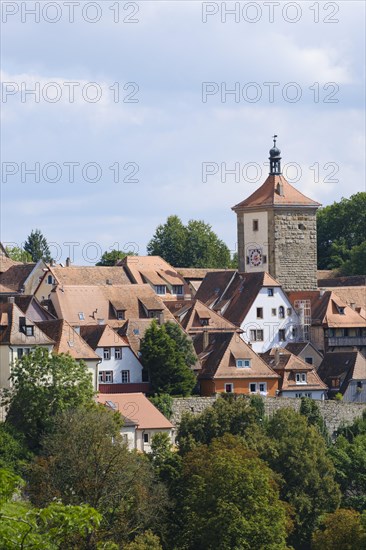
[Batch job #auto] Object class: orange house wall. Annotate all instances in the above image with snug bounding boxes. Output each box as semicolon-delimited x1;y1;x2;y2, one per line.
200;378;278;397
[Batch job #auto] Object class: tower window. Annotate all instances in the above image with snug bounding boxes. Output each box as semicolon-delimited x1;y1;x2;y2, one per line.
256;307;263;319
246;256;250;265
253;220;259;231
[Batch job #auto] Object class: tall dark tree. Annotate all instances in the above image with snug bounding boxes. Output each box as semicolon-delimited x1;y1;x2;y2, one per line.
24;229;52;262
317;192;366;271
140;321;196;396
147;215;233;268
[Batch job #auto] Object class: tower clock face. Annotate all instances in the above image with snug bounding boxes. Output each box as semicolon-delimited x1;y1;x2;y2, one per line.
249;248;263;266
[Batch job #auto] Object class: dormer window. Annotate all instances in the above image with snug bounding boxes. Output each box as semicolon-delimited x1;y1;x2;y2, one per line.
237;359;251;368
78;312;85;320
296;373;307;385
25;326;34;336
155;285;166;295
172;285;183;295
47;275;54;284
267;288;274;297
200;318;209;326
116;310;125;320
337;306;345;315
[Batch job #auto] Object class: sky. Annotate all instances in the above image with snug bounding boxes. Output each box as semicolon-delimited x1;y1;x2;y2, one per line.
1;0;365;264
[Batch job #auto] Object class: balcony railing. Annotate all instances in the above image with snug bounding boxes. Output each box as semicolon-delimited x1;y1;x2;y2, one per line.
327;337;366;347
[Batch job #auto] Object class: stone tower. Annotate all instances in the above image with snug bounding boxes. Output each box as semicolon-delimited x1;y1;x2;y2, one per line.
232;137;320;291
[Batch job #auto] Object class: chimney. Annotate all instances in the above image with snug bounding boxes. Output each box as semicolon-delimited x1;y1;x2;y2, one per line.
274;347;280;367
350;302;356;310
106;279;112;285
158;311;165;325
50;259;56;267
7;296;15;303
65;257;71;267
276;182;284;196
203;328;209;351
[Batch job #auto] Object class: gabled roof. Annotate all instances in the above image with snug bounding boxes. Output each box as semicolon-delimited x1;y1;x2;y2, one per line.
79;324;128;350
285;341;323;358
317;351;366;395
168;299;240;334
195;332;279;381
46;265;131;287
288;290;366;328
0;264;36;292
50;284;176;327
117;319;156;355
318;275;366;288
97;392;173;429
324;287;366;313
0;302;54;346
196;271;281;327
232;174;320;211
0;256;22;274
2;295;56;322
261;348;327;392
120;256;188;295
37;320;99;360
177;268;230;280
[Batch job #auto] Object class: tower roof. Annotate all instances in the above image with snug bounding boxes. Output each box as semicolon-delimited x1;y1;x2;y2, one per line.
232;174;321;211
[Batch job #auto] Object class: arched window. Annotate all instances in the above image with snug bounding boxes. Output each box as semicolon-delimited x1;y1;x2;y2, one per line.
279;306;285;319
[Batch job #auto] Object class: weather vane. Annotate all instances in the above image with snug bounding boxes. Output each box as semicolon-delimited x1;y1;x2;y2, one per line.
272;134;278;147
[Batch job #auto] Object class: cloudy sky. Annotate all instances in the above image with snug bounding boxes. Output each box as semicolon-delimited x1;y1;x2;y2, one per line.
1;0;365;264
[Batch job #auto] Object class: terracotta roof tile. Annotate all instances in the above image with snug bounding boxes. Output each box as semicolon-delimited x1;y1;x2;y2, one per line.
49;265;131;286
80;324;128;350
232;174;321;210
97;392;173;429
0;302;54;346
37;320;99;360
0;264;36;292
317;351;366;395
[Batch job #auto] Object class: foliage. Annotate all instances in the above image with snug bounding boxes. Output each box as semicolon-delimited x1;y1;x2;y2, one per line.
5;246;32;262
336;410;366;441
335;392;343;401
0;468;101;550
176;395;267;455
2;347;95;450
264;408;341;549
299;397;329;441
173;434;290;550
329;433;366;511
23;229;52;262
0;423;33;474
150;432;182;487
317;192;366;272
147;215;234;268
123;530;163;549
140;321;196;396
149;394;174;419
311;508;366;550
26;407;168;546
96;249;137;266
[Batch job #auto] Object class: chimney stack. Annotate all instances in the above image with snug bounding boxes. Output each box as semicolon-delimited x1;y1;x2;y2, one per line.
203;328;209;351
65;257;71;267
274;347;280;367
158;311;165;325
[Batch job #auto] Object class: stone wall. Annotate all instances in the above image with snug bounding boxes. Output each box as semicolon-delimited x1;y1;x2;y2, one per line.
171;396;366;436
272;208;318;291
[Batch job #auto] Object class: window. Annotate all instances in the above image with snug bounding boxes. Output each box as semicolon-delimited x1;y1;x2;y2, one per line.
287;308;292;316
271;308;277;316
250;329;264;342
116;310;125;320
155;285;166;295
305;357;313;365
295;393;303;398
17;348;23;359
278;306;285;318
78;312;85;320
256;307;263;319
331;378;340;388
143;433;149;444
291;327;297;338
246;256;250;265
305;393;312;398
250;383;257;393
121;370;130;383
47;274;54;284
25;326;34;336
148;311;160;319
263;255;267;264
103;348;110;360
259;383;267;393
296;373;307;384
279;329;286;341
225;383;233;393
172;285;183;295
99;371;113;383
267;288;274;297
337;306;345;315
237;359;251;368
200;318;209;326
115;347;122;360
253;219;259;231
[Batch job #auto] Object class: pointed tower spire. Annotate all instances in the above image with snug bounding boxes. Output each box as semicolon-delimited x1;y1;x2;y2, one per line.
269;134;282;175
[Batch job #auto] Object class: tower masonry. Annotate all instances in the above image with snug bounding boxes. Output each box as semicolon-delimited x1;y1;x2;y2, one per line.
232;137;321;291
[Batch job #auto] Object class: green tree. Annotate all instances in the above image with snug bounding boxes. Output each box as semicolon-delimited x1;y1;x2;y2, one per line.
173;434;290;550
0;423;32;474
311;508;366;550
264;408;341;549
5;246;32;262
0;468;101;550
147;215;188;267
317;192;366;271
299;397;329;441
339;240;366;275
96;249;137;266
147;215;233;268
2;347;95;450
140;321;196;396
176;395;268;455
26;407;168;546
149;394;174;419
23;229;52;262
124;530;163;550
